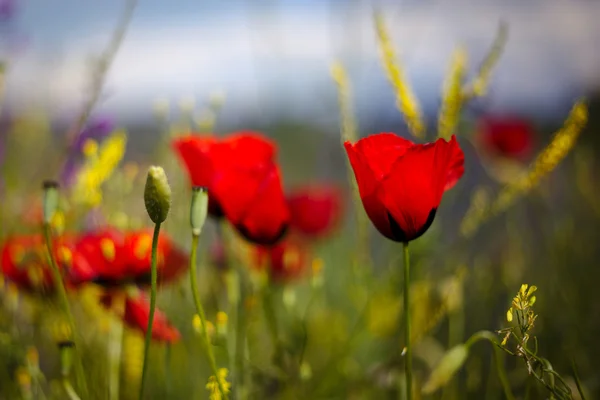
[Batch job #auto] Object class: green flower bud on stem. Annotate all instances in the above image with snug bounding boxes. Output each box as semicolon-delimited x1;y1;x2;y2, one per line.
58;341;81;400
144;166;171;224
190;186;209;236
58;341;75;378
43;180;59;224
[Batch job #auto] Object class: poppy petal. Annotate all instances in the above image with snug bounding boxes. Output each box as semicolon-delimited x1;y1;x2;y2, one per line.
123;294;180;343
351;133;414;179
172;136;217;187
379;136;464;241
217;165;289;245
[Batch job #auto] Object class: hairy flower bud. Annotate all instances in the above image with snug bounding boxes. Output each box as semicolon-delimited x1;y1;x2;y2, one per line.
144;166;171;224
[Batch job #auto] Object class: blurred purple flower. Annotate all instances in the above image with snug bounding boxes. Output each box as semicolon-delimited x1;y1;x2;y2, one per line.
72;118;114;152
60;117;115;187
0;0;16;21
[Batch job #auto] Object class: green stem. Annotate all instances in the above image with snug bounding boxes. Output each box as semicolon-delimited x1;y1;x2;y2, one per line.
62;379;82;400
491;345;515;400
108;297;124;400
42;224;88;398
165;343;172;396
234;276;247;396
465;331;515;400
571;359;587;400
219;222;247;396
263;285;283;365
190;233;229;400
402;242;412;400
139;222;161;400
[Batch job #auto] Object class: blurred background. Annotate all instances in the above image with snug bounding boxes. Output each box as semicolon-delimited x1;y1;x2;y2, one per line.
1;0;600;399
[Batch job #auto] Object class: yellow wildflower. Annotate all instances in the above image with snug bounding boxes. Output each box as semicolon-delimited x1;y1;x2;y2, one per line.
72;130;127;207
206;368;231;400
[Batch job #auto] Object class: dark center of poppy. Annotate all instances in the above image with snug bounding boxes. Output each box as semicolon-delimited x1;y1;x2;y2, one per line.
387;209;437;242
237;223;289;246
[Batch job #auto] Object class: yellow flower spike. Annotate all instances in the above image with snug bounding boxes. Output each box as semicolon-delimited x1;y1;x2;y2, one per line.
374;13;425;138
519;284;528;296
330;62;358;144
206;368;231;400
506;308;513;322
82;138;99;159
464;21;508;99
526;285;537;298
72;130;127;208
438;46;468;139
528;296;536;307
491;101;587;216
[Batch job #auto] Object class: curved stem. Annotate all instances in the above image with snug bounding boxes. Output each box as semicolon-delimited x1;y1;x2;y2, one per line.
402;242;412;399
491;344;515;400
139;222;161;400
190;234;229;400
465;330;515;400
62;379;81;400
42;224;88;398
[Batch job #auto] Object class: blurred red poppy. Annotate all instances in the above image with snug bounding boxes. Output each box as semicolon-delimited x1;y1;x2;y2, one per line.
173;132;289;245
1;234;82;292
478;116;534;160
101;291;180;343
287;184;343;238
344;133;464;242
253;239;309;282
172;136;223;216
69;229;188;287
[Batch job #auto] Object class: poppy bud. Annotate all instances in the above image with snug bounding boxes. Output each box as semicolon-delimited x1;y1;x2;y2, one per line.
42;180;59;224
144;166;171;224
58;340;75;378
190;186;209;236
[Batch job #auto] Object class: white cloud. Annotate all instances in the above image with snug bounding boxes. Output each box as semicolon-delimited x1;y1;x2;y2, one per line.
4;1;600;120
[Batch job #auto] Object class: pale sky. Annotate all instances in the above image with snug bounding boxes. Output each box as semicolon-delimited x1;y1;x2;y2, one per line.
4;0;600;128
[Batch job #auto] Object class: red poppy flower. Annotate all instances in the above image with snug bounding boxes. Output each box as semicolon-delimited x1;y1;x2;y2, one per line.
100;291;180;343
172;136;223;216
478;116;534;160
1;234;81;292
344;133;464;242
253;239;309;282
68;229;188;287
287;184;343;238
173;132;289;245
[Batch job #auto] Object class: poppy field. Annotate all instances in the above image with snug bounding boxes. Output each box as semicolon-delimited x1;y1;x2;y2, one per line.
1;6;599;400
